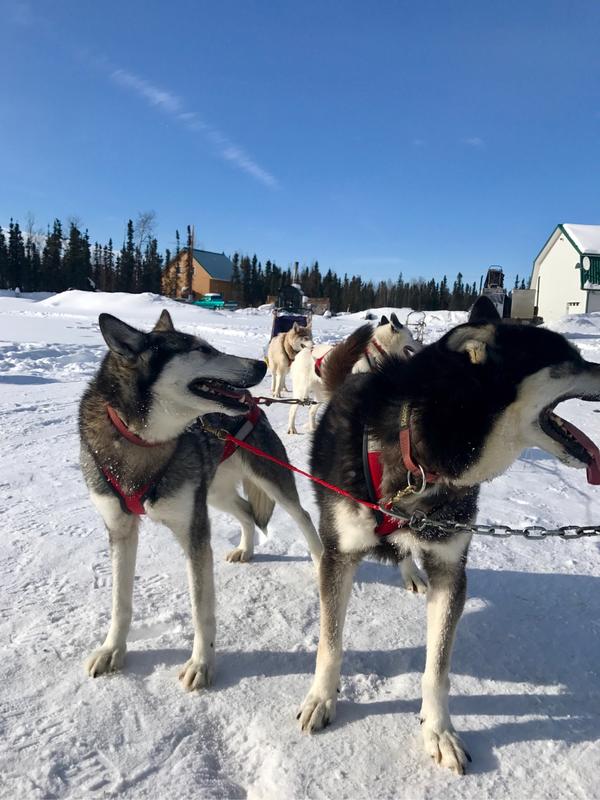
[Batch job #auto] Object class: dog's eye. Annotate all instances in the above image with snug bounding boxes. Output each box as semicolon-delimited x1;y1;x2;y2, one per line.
195;344;212;355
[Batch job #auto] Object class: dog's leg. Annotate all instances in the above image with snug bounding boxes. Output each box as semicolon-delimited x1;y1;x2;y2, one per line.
209;485;256;563
298;549;357;731
287;398;299;434
250;472;323;563
419;544;470;774
85;493;139;677
399;555;428;594
274;369;285;398
178;538;216;691
308;400;320;432
271;369;276;396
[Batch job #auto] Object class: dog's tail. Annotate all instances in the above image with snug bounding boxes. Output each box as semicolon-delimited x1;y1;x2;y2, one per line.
243;478;275;533
321;324;373;394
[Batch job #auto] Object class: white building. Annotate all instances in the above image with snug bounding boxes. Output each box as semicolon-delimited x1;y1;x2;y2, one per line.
531;224;600;321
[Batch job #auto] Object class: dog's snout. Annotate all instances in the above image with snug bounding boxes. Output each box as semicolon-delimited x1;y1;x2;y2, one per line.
239;357;267;388
251;358;267;384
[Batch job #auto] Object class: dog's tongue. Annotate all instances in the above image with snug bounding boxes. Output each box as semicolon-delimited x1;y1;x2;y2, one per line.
561;419;600;485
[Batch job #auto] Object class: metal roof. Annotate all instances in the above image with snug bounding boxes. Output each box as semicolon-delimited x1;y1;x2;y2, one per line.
562;224;600;256
192;249;233;281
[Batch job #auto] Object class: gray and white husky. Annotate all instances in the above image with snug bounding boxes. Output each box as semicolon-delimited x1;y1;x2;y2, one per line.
80;309;322;689
298;297;600;774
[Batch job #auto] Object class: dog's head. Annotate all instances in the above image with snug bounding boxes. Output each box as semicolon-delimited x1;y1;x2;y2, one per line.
98;310;266;437
436;298;600;484
376;313;421;360
289;322;313;351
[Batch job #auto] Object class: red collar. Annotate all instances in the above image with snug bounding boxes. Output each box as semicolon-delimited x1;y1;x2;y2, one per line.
106;405;161;447
398;403;440;487
369;338;388;359
363;338;387;370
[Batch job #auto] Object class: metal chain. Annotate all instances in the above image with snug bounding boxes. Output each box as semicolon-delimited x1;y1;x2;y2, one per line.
400;508;600;539
255;396;318;406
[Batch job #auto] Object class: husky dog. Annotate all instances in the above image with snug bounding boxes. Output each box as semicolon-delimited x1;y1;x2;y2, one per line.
268;321;313;398
287;313;421;435
298;298;600;773
80;310;322;688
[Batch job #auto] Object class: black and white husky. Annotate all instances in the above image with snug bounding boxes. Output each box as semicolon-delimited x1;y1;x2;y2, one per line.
298;298;600;774
80;310;322;689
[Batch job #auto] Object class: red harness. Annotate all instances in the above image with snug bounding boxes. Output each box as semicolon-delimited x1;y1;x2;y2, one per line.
363;403;440;535
102;403;262;515
313;339;388;379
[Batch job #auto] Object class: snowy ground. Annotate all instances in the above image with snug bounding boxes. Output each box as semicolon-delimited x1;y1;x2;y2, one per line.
1;291;599;800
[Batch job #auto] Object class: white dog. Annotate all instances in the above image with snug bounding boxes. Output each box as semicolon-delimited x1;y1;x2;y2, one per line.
288;313;421;434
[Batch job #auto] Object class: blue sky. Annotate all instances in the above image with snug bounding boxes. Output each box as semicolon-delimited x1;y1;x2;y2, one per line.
2;0;600;287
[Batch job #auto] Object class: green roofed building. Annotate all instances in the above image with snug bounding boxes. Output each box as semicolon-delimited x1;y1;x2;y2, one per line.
531;224;600;321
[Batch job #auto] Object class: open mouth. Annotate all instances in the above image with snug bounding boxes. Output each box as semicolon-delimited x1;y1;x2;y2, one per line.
188;379;250;411
539;404;600;484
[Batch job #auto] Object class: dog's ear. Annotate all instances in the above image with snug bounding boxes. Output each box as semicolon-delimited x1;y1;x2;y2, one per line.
153;309;175;332
446;324;495;365
378;314;389;327
390;312;403;331
292;322;300;332
99;314;148;362
469;295;501;324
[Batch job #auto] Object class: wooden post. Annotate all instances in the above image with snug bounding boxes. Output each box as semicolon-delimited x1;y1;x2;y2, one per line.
186;224;194;301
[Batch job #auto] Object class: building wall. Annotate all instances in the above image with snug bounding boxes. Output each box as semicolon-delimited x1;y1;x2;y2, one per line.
535;235;587;321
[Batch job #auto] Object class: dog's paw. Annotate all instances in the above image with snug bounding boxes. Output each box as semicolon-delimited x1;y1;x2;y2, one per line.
422;725;471;775
178;658;215;691
287;426;298;435
400;558;428;594
225;547;252;563
297;691;336;733
84;645;126;678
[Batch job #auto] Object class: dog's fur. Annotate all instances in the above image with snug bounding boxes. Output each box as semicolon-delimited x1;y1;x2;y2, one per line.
287;313;421;435
268;322;313;398
80;310;322;689
298;298;600;774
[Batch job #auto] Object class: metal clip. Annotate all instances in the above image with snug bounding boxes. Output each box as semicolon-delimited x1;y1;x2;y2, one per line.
200;421;230;441
407;464;427;495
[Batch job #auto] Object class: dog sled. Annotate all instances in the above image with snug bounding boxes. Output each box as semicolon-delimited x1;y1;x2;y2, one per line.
269;284;312;340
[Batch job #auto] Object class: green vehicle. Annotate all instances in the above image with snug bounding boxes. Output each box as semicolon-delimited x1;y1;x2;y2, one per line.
194;293;237;310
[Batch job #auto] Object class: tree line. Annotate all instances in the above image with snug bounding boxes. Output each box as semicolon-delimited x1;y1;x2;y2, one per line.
1;214;484;312
230;254;480;311
0;214;163;295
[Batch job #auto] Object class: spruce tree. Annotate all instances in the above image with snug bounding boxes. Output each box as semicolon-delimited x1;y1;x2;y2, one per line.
41;220;64;292
0;227;8;289
63;222;92;290
119;220;136;292
7;220;26;290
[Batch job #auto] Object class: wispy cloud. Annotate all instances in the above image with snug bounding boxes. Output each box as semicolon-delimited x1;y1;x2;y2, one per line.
111;69;183;115
461;136;485;148
108;66;278;189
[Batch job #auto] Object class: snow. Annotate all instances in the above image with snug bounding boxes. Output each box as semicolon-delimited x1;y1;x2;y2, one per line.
563;223;600;255
1;290;600;799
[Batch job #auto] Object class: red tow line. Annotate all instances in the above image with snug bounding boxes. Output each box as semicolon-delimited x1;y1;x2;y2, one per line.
204;422;400;521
